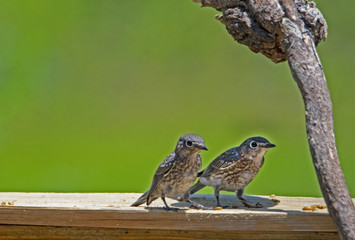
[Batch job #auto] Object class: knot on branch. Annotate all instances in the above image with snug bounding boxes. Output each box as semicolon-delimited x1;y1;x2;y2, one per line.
197;0;327;63
296;1;327;45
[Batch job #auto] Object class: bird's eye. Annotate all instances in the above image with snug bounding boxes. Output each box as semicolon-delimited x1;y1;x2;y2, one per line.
186;140;193;147
250;141;258;148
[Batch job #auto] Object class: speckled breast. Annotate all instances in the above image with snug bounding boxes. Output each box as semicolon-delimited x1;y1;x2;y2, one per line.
211;159;261;192
159;155;202;197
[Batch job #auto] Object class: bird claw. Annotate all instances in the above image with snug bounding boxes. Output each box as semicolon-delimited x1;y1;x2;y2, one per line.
255;202;263;208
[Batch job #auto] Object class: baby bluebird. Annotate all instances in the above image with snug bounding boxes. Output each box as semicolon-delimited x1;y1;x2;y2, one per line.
131;134;208;210
189;136;275;208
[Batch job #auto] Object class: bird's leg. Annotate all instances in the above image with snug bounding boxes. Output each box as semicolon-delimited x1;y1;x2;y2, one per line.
184;192;212;210
214;189;222;207
237;189;263;208
214;189;228;208
161;196;179;211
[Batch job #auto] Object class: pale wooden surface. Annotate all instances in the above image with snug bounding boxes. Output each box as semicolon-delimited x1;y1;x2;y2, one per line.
0;192;352;239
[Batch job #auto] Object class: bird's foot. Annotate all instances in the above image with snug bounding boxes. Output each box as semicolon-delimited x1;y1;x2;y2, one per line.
241;199;263;208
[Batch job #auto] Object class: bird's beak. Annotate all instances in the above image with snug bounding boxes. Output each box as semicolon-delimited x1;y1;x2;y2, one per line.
197;144;208;151
264;143;276;148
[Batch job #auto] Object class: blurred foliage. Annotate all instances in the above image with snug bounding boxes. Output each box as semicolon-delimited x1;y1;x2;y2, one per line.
0;0;354;197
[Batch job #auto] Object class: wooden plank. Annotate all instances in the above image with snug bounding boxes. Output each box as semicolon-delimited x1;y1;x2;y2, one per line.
0;192;351;239
0;226;340;240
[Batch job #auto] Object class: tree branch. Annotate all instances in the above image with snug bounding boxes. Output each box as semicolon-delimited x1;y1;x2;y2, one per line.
194;0;355;239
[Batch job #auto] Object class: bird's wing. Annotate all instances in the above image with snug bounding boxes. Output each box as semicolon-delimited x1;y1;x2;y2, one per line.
200;147;241;177
147;152;176;197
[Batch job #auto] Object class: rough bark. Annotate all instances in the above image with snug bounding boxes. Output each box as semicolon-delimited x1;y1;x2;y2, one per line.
194;0;355;239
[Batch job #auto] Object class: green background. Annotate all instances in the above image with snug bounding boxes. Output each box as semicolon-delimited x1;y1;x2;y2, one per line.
0;0;354;198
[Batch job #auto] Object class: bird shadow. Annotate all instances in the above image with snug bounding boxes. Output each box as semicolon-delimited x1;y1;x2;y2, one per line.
139;195;326;217
140;194;324;215
143;206;188;212
169;194;279;210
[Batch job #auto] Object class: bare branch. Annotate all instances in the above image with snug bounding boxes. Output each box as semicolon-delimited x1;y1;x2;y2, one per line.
194;0;355;239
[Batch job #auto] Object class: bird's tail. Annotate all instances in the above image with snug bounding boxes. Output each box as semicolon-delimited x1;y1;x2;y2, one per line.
147;194;158;206
131;191;149;207
131;191;159;207
189;181;206;195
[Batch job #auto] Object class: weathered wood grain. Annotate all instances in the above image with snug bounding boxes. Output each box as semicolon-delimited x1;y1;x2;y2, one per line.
0;226;341;240
0;193;352;239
